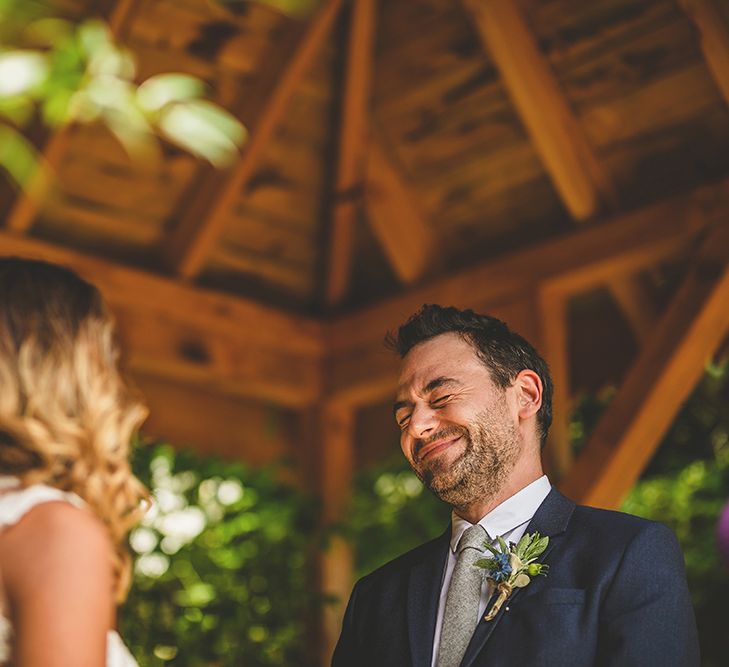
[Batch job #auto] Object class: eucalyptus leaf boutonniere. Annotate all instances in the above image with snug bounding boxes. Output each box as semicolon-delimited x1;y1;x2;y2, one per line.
474;532;550;621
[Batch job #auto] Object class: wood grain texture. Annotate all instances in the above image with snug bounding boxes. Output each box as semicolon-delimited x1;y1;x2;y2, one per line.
164;0;343;279
462;0;617;219
559;224;729;508
326;0;378;305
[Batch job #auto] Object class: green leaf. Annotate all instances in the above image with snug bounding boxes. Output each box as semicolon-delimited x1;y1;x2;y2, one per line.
137;74;205;113
474;558;498;570
497;535;508;554
515;533;530;559
0;124;46;189
532;535;550;556
0;95;34;126
482;541;500;556
157;100;246;167
77;19;111;57
0;50;48;97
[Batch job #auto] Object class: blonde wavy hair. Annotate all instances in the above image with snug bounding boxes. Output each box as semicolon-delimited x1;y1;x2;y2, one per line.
0;257;149;602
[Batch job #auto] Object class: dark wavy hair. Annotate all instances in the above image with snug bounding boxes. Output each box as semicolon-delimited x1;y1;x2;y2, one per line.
386;304;553;448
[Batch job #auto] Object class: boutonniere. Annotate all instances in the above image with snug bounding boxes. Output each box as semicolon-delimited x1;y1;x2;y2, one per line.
474;532;549;621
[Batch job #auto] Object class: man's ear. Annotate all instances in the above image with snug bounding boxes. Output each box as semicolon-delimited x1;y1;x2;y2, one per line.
514;369;542;421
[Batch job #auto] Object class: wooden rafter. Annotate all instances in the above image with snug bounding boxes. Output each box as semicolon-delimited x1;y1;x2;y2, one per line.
559;224;729;509
165;0;343;280
325;176;728;405
3;0;142;234
462;0;617;220
363;137;436;285
325;0;378;305
0;232;324;406
462;0;660;346
680;0;729;106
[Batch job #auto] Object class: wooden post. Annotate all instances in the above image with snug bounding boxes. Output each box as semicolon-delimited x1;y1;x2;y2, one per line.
538;288;572;479
316;401;355;666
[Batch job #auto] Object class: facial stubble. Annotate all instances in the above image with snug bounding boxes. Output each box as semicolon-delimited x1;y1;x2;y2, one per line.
410;404;521;511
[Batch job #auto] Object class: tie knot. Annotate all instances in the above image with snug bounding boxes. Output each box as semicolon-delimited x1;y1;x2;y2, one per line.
457;524;486;554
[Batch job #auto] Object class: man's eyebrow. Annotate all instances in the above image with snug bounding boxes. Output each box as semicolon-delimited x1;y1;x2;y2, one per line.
393;399;411;417
423;376;461;393
393;377;462;416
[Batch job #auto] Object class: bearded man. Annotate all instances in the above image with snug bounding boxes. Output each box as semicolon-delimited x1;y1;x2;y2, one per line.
332;304;699;667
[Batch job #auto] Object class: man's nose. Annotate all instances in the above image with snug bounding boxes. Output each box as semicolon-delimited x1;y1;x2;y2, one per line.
407;403;438;439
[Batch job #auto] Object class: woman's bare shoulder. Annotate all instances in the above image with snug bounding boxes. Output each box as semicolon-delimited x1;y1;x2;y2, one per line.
0;499;113;599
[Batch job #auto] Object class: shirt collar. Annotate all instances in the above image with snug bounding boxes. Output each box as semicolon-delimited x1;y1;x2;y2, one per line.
449;475;551;552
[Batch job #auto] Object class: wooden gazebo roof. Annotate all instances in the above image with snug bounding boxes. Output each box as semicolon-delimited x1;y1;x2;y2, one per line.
2;0;729;654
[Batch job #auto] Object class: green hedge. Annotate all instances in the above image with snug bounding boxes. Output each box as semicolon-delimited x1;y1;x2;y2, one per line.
122;445;318;667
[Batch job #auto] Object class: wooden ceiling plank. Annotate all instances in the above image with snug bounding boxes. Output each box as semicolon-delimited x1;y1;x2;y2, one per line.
117;303;321;407
559;224;729;509
538;289;572;478
325;0;378;305
461;1;660;344
3;0;143;235
165;0;344;280
680;0;729;106
136;374;295;466
363;138;436;284
461;0;617;220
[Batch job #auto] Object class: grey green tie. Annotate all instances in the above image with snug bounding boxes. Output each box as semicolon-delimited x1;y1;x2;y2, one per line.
436;524;487;667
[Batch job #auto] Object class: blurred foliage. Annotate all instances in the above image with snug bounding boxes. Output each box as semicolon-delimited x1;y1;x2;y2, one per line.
347;364;729;665
345;456;450;578
622;361;729;667
0;0;323;189
123;443;318;667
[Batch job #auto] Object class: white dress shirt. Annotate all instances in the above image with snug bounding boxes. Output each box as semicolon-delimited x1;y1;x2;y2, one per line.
431;475;552;666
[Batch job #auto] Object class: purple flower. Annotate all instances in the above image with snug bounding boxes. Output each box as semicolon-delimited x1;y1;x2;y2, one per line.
490;552;512;583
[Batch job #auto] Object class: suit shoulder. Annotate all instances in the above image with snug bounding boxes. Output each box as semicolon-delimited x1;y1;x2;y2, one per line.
571;503;677;543
355;532;447;589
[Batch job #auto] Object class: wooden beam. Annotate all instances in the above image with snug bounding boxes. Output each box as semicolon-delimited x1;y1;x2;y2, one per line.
559;225;729;509
680;0;729;106
165;0;343;280
325;178;728;405
364;138;436;284
462;0;617;220
325;0;378;305
0;232;324;406
538;288;572;479
3;0;142;234
329;178;721;355
135;374;294;466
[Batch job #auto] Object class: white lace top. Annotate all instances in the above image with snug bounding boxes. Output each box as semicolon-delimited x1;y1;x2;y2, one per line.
0;477;139;666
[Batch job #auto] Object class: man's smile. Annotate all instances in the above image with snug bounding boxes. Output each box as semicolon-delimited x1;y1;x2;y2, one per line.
418;435;463;462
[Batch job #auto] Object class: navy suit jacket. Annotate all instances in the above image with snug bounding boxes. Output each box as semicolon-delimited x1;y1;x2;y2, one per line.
332;489;700;667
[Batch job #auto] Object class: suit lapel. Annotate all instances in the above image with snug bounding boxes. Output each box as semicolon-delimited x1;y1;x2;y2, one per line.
407;527;451;667
459;489;575;667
